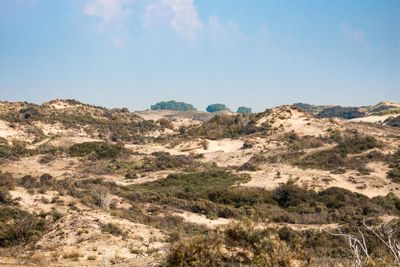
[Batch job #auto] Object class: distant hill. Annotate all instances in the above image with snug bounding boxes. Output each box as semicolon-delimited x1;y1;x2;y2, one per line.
293;101;400;119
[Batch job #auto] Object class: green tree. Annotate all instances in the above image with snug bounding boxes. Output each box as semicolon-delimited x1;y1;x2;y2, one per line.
150;100;196;111
237;106;252;114
206;103;230;113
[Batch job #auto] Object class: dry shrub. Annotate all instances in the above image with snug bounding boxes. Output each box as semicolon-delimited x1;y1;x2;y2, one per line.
101;223;124;236
166;221;298;267
158;118;174;130
62;250;81;261
186;114;268;140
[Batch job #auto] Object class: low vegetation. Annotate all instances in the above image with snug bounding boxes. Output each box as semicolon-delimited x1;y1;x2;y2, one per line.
129;170;247;199
388;150;400;183
295;133;382;172
185;113;268;140
283;132;325;150
0;206;47;247
0;139;30;160
385;115;400;127
166;222;296;267
68;142;128;159
101;223;124;236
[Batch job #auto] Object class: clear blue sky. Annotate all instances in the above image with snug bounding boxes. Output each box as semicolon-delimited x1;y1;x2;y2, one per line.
0;0;399;111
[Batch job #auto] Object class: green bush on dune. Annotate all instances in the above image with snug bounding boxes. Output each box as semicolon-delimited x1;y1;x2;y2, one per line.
131;170;248;199
0;207;46;247
388;150;400;183
295;133;381;172
68;142;128;159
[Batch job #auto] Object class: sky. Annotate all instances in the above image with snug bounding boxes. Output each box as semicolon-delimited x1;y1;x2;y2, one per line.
0;0;399;112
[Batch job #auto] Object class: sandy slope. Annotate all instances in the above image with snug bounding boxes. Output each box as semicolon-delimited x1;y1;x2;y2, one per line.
241;162;398;198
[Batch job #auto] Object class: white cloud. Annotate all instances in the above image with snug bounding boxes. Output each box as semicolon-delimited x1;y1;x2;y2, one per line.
84;0;243;42
83;0;134;47
84;0;132;25
145;0;203;39
166;0;203;38
341;23;365;43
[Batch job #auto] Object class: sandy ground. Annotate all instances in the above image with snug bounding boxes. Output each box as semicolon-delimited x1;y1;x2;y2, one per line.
241;162;399;198
9;186;167;267
256;106;339;137
173;210;233;228
10;187;78;214
2;155;79;178
0;120;31;142
33;210;166;267
350;115;393;123
174;209;339;231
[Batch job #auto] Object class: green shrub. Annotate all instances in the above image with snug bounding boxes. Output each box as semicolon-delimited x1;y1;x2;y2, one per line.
0;141;29;159
131;170;248;200
139;152;201;172
296;149;345;170
123;171;250;218
385;115;400;127
0;172;15;189
68;142;128;159
272;183;316;208
388;167;400;183
39;173;54;186
0;188;12;204
0;172;15;204
336;134;380;154
165;222;295;267
387;150;400;183
283;132;325;150
18;175;38;189
295;134;381;172
372;193;400;211
0;207;46;247
18;106;42;120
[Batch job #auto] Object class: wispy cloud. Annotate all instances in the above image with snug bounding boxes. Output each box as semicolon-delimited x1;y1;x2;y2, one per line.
341;23;366;43
145;0;203;39
83;0;133;47
167;0;203;39
83;0;243;42
83;0;132;25
207;15;245;42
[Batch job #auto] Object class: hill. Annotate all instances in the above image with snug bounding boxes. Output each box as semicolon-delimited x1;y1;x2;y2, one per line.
293;101;400;120
1;99;400;266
